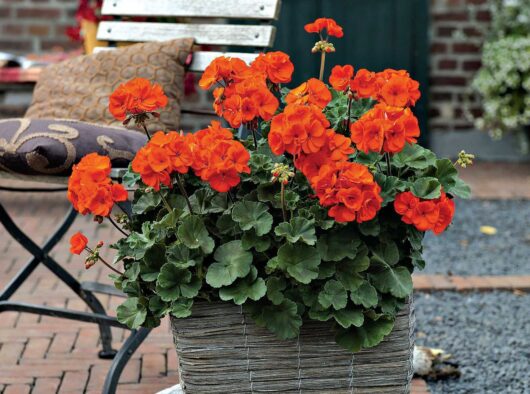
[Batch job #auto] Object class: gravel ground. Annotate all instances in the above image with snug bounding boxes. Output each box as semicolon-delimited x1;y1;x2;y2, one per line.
414;291;530;394
422;200;530;276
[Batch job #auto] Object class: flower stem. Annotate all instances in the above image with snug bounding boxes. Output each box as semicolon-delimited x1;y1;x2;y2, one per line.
85;247;123;275
346;95;353;131
319;51;327;81
176;175;194;214
251;128;258;150
107;215;129;237
141;123;152;140
385;153;392;177
280;182;287;222
160;193;173;213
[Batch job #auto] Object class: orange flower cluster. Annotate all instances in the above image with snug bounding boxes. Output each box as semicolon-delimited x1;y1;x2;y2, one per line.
350;103;420;154
131;122;250;193
199;53;294;128
329;67;421;107
132;131;194;191
70;231;88;255
304;17;344;38
310;162;382;223
285;78;332;109
394;191;455;234
268;104;332;156
267;93;380;223
67;153;128;217
109;78;168;121
187;121;251;193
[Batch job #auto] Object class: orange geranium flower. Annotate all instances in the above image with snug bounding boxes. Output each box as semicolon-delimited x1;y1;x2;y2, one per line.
132;131;194;191
310;161;382;223
67;153;128;217
251;51;294;84
350;69;381;99
109;78;168;121
329;65;354;91
70;232;88;255
350;103;421;154
295;129;355;179
198;56;251;89
269;104;330;156
304;18;344;38
394;190;455;234
285;78;332;109
376;69;421;107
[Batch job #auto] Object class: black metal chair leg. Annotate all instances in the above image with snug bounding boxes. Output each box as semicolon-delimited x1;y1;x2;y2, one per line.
102;328;151;394
0;203;116;358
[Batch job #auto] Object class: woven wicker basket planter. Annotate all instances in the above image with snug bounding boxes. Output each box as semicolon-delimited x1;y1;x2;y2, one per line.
170;299;414;393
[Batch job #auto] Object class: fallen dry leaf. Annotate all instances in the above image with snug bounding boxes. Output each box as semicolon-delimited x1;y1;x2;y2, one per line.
480;225;497;235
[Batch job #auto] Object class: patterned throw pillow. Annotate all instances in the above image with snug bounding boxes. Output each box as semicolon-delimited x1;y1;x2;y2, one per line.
0;118;147;176
24;38;194;133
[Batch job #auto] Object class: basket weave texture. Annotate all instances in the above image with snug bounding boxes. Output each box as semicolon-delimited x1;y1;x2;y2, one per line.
170;299;414;393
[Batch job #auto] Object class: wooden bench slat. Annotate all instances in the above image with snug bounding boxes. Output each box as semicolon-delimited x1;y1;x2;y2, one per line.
101;0;281;20
97;22;276;47
93;48;259;72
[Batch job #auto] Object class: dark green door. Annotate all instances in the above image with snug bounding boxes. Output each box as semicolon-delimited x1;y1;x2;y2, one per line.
273;0;430;144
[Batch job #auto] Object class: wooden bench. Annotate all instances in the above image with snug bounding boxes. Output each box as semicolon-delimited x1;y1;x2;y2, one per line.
0;1;281;393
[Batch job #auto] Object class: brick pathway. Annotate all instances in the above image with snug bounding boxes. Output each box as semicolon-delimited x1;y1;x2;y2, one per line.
1;162;528;393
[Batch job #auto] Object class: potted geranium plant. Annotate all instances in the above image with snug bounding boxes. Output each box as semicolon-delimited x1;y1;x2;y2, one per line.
68;18;471;392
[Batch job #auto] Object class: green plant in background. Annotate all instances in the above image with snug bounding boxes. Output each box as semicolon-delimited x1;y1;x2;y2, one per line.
472;0;530;151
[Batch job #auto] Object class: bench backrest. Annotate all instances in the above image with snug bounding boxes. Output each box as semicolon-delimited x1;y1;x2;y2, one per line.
96;0;281;72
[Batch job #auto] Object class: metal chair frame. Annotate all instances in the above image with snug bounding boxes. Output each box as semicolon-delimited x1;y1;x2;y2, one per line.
0;182;150;394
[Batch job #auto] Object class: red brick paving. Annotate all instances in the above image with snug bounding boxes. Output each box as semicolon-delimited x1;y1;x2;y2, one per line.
1;161;528;393
0;188;177;393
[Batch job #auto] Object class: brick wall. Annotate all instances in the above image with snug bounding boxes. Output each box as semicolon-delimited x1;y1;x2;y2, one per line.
429;0;491;132
0;0;79;54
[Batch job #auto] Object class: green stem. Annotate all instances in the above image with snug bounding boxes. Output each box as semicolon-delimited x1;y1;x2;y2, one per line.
319;51;326;81
251;128;258;150
176;175;194;214
107;216;129;237
346;95;353;132
385;153;392;177
160;193;173;213
85;247;123;276
280;182;287;222
141;123;152;140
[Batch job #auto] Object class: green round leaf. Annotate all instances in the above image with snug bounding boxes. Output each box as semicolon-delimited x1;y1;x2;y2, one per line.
335;316;395;352
232;201;273;236
276;244;320;284
177;215;215;254
317;227;361;262
318;280;348;310
156;263;192;301
260;299;303;340
411;177;442;200
205;240;253;288
266;277;286;305
333;308;364;328
219;267;266;305
369;265;413;298
117;297;147;329
274;217;317;245
170;298;193;318
350;281;379;308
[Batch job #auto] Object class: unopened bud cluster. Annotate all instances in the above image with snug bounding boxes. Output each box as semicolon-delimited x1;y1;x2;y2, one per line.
455;150;475;168
271;163;295;185
311;40;336;53
85;241;104;270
